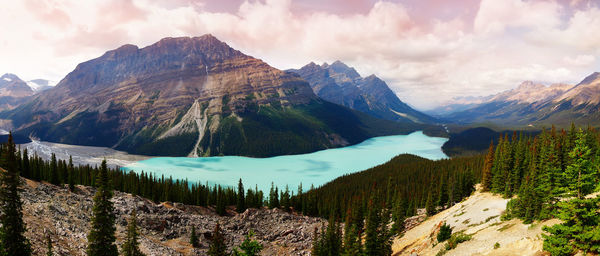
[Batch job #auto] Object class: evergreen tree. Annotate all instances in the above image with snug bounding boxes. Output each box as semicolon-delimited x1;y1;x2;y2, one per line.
280;185;291;211
190;226;199;248
236;179;246;213
232;230;263;256
0;133;32;256
208;223;227;256
46;234;53;256
564;129;596;199
543;198;600;255
425;188;435;216
341;224;362;256
437;223;452;242
68;156;75;192
122;210;145;256
86;159;118;256
481;141;494;191
49;153;59;185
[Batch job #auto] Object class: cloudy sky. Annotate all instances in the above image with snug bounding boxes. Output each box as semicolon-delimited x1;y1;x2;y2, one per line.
1;0;599;109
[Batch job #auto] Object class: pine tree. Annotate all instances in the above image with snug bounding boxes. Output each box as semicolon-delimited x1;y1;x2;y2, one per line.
564;129;596;199
481;141;494;191
232;230;263;256
190;226;199;248
0;133;32;256
86;159;118;256
122;210;145;256
46;234;53;256
425;188;435;216
49;153;59;185
208;223;227;256
341;224;362;256
236;179;246;213
67;156;75;192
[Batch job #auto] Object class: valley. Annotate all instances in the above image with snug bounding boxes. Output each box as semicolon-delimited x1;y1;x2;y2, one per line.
1;1;600;255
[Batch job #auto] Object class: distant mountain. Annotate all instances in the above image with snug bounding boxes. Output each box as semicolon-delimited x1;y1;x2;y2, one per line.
0;73;35;110
26;79;56;92
288;61;436;124
1;35;422;157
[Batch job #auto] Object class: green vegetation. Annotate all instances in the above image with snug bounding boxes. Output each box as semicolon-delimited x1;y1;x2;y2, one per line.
122;210;145;256
232;230;263;256
437;223;452;243
86;160;118;256
190;226;199;248
304;154;482;256
208;223;227;256
483;124;600;255
0;133;32;256
445;232;471;250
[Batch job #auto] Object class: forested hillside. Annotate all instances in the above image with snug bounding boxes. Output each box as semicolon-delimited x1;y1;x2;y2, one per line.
481;125;600;255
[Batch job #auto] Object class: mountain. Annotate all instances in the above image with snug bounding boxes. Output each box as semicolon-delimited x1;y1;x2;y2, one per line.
288;61;436;124
0;73;35;110
26;79;55;92
1;35;421;157
436;78;596;126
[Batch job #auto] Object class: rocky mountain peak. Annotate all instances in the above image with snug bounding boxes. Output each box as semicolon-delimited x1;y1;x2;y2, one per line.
578;71;600;85
325;60;361;80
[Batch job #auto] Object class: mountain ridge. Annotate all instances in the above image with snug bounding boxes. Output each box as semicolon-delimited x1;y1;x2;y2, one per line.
288;61;436;124
433;72;600;126
1;35;424;157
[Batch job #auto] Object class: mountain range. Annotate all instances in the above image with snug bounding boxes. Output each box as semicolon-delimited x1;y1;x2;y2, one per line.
289;61;435;124
0;73;55;111
0;35;427;157
433;72;600;126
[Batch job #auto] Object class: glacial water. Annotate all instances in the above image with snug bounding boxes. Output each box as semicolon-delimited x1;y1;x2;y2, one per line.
122;131;448;192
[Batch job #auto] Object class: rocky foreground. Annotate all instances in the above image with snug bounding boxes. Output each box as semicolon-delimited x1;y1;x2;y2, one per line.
20;178;324;256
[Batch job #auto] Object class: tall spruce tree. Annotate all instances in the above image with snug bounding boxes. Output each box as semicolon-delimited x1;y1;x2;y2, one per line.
67;156;75;191
46;234;53;256
49;153;59;185
0;133;32;256
122;210;145;256
190;226;199;248
86;159;118;256
236;179;246;213
208;223;227;256
481;141;494;191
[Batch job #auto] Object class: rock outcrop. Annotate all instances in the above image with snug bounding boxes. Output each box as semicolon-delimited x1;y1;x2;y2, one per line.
21;179;324;256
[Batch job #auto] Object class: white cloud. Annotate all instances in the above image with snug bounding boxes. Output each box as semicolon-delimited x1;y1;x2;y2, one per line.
0;0;599;109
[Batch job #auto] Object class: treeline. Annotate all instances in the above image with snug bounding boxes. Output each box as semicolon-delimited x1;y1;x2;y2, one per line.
13;148;269;216
0;134;263;256
481;125;600;255
300;154;484;256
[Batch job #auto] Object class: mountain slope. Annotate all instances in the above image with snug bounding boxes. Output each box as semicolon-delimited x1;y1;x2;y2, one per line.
1;35;420;157
437;76;600;126
0;73;35;110
392;187;559;256
289;61;436;124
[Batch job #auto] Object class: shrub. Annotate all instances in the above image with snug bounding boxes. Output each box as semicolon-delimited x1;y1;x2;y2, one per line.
437;223;452;243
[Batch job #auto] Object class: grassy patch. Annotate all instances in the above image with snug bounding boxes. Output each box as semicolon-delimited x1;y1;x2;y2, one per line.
453;211;466;217
494;242;500;249
462;219;470;224
485;215;499;223
497;223;516;232
445;232;472;250
483;208;489;211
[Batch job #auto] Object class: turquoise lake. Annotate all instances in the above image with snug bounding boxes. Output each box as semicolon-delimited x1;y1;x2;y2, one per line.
122;131;448;192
